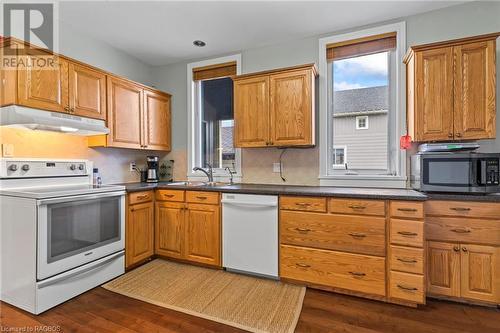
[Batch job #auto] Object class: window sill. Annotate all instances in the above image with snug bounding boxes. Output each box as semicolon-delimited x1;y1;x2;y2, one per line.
319;175;407;188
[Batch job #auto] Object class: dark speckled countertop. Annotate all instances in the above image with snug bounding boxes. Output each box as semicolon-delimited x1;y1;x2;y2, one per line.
113;181;500;202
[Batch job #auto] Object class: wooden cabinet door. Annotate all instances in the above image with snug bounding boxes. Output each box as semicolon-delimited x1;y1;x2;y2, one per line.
234;76;270;147
126;201;154;268
155;202;184;259
17;52;69;113
184;203;221;266
460;244;499;303
107;76;143;149
68;62;106;120
427;241;460;297
270;69;313;146
415;47;454;141
454;41;496;140
143;89;171;151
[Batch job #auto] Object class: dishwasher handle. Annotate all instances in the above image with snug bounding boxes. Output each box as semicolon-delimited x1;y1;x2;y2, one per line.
221;200;277;208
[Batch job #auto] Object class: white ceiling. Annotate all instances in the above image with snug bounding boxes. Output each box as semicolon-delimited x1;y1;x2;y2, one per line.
59;1;465;67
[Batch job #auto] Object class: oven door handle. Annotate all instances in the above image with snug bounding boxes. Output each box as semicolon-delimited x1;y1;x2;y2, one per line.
37;251;124;289
37;191;126;205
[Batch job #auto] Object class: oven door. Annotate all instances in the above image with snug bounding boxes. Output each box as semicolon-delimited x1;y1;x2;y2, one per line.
421;156;478;192
37;191;125;280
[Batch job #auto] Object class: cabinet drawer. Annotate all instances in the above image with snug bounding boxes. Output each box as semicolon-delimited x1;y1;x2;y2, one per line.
329;198;385;216
280;245;386;296
280;196;327;212
281;211;386;256
390;219;424;248
426;200;500;219
390;201;424;219
426;217;500;246
389;271;425;304
186;191;219;205
390;246;424;275
156;190;185;202
128;191;153;205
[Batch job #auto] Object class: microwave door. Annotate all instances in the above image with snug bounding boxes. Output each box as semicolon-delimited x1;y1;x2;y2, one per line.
422;157;473;192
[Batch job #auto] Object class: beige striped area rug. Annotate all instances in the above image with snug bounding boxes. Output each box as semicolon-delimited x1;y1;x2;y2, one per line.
103;259;305;333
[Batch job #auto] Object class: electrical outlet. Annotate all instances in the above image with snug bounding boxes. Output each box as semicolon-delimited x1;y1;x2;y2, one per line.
2;144;14;157
129;162;136;172
273;162;281;173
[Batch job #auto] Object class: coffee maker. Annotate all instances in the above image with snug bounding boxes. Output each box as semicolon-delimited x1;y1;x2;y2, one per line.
146;156;159;183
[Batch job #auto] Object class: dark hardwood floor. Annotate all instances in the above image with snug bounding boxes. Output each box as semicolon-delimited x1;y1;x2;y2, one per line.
1;287;499;333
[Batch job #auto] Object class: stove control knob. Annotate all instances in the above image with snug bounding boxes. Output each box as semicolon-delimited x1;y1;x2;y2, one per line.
78;164;85;171
70;164;76;171
21;164;30;171
8;164;18;171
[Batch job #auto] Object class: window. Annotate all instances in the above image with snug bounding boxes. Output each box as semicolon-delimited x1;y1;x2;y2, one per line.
319;22;406;187
188;55;242;180
333;146;346;168
356;116;369;130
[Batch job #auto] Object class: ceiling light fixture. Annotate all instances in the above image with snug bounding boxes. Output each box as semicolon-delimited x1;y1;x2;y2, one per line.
193;40;206;47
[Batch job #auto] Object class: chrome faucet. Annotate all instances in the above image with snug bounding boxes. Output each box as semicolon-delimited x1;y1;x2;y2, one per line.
225;167;235;185
193;163;213;183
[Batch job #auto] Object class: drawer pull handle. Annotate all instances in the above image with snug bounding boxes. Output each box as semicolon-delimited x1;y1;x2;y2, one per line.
296;263;311;268
397;284;418;292
397;231;418;237
136;195;149;200
397;208;418;212
349;271;366;277
196;196;208;200
163;194;175;197
295;228;312;232
450;207;471;211
397;257;418;264
348;205;366;209
348;232;367;238
450;228;471;234
295;202;312;206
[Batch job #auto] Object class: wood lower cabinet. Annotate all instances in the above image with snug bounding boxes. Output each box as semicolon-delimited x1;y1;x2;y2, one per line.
460;244;499;303
427;241;461;297
233;64;316;148
405;33;498;142
184;203;221;266
126;193;154;268
155;190;221;267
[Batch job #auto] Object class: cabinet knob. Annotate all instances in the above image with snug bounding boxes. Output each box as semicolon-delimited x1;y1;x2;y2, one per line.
462;247;468;252
64;106;70;112
453;246;460;252
456;133;462;138
448;133;453;138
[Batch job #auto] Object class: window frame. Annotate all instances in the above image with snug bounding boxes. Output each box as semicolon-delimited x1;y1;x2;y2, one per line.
355;116;369;130
187;54;242;181
332;145;347;169
318;22;407;188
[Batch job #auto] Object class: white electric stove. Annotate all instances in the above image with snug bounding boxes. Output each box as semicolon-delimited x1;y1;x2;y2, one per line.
0;158;126;314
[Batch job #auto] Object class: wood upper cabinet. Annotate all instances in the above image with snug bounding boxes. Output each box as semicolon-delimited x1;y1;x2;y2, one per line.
126;198;154;268
17;51;69;113
68;62;106;119
406;33;498;142
107;76;143;149
234;76;270;147
454;41;496;140
184;203;221;266
143;89;171;151
155;201;184;259
270;69;313;146
233;64;316;148
427;241;461;297
460;244;499;303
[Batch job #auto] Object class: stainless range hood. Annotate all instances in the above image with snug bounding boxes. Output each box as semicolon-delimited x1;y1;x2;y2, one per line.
0;106;110;136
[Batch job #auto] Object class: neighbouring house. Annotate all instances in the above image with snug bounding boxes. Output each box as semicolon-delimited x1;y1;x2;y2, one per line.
333;85;389;172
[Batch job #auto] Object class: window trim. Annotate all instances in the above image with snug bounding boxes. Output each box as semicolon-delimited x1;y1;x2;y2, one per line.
187;54;242;180
332;145;347;169
318;22;407;188
355;116;369;130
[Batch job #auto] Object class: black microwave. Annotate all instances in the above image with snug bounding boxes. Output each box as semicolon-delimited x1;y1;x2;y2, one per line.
411;152;500;193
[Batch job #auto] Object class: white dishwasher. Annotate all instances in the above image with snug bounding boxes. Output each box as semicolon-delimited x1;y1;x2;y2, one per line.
222;193;278;279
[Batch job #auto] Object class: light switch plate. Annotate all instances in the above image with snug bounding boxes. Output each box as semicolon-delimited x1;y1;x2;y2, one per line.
273;162;281;173
2;144;14;157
